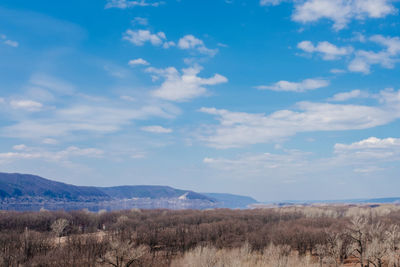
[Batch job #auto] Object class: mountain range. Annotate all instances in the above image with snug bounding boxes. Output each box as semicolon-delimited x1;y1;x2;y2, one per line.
0;172;258;211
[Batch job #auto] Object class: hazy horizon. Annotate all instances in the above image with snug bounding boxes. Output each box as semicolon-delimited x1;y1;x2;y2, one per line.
1;0;400;202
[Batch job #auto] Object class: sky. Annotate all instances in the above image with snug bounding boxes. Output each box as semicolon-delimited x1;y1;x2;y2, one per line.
0;0;400;202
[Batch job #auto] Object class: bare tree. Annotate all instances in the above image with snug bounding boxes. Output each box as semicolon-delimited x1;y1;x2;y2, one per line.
99;237;148;267
315;232;343;267
385;224;400;267
364;223;387;267
51;218;69;245
347;216;369;267
365;237;387;267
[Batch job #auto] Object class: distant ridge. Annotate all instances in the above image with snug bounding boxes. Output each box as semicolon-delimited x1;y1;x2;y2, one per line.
0;172;258;211
203;193;258;209
263;197;400;207
0;173;108;201
99;185;211;201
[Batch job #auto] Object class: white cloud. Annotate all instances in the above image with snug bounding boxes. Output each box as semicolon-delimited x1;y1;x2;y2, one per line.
0;152;41;161
131;17;148;26
199;89;400;148
203;136;400;179
10;100;43;111
123;31;216;55
298;41;353;60
350;32;367;43
162;41;176;49
203;152;308;183
204;149;309;174
131;153;147;159
335;136;400;151
348;35;400;74
128;58;150;66
348;50;395;74
292;0;397;30
256;78;329;92
177;35;218;56
2;103;179;139
104;64;129;78
260;0;285;6
29;74;75;95
330;68;346;74
353;166;384;173
141;125;172;133
146;65;228;102
123;29;167;46
42;138;58;145
59;146;104;158
13;144;27;151
105;0;164;9
370;35;400;55
120;95;136;102
4;40;19;47
0;146;104;164
1;74;181;139
1;34;19;47
329;89;370;101
297;35;400;74
334;137;400;163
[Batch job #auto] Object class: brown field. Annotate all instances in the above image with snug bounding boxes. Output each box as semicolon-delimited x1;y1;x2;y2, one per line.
1;204;400;266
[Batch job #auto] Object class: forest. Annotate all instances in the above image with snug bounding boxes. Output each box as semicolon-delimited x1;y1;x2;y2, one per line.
1;205;400;267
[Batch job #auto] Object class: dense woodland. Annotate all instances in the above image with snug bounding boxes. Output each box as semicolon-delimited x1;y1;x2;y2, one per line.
1;205;400;266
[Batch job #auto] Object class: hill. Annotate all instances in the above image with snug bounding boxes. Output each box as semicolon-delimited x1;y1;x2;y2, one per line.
203;193;258;209
0;172;257;210
98;185;211;201
0;173;108;201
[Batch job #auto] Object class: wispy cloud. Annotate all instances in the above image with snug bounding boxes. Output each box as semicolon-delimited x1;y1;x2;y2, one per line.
256;78;329;92
292;0;397;30
0;145;104;165
298;41;353;60
10;100;43;112
178;35;218;57
204;136;400;179
260;0;285;6
141;125;173;133
334;137;400;164
0;34;18;47
131;17;149;26
3;40;18;47
123;31;218;55
123;29;168;46
298;35;400;74
0;73;180;139
128;58;150;66
203;137;400;182
29;74;75;96
348;35;400;74
329;89;370;101
105;0;164;9
146;65;228;102
199;89;400;148
2;103;178;139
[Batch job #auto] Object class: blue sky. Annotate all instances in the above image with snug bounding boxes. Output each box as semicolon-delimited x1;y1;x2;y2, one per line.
1;0;400;201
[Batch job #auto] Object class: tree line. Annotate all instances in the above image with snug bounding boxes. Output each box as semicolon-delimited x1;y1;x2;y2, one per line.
1;205;400;266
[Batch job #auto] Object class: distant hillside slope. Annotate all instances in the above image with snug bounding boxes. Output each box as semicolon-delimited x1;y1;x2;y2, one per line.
203;193;258;209
0;172;213;202
358;197;400;204
0;173;108;200
98;185;214;201
0;172;260;210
